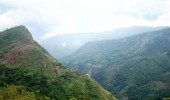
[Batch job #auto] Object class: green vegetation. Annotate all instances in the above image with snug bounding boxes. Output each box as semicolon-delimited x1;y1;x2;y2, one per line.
162;98;170;100
0;85;38;100
0;26;33;56
61;28;170;100
1;64;112;99
0;26;116;100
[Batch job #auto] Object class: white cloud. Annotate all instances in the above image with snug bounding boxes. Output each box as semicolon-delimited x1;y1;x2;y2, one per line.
0;11;15;28
0;0;170;40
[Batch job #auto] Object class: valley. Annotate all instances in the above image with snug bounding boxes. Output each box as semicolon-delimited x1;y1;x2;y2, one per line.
0;25;170;100
61;28;170;100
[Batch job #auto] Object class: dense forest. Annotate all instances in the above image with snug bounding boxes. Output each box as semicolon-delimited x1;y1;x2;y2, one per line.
61;28;170;100
0;26;116;100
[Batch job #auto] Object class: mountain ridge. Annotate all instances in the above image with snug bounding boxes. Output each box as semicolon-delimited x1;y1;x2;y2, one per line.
40;26;166;59
61;28;170;100
0;25;116;100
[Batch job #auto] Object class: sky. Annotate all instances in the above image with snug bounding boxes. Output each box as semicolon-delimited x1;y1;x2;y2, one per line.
0;0;170;41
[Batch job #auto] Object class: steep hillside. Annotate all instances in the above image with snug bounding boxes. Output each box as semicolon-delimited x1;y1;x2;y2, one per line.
0;26;116;100
40;26;165;59
61;28;170;100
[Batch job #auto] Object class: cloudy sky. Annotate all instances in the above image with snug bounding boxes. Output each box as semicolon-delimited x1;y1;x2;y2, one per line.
0;0;170;40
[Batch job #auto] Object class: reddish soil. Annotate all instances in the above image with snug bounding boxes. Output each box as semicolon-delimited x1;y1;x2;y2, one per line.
0;43;32;65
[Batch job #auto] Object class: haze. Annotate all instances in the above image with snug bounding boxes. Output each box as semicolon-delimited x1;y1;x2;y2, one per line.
0;0;170;41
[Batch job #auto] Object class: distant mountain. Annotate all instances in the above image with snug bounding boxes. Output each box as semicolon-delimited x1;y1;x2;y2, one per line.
0;26;116;100
61;28;170;100
40;26;166;59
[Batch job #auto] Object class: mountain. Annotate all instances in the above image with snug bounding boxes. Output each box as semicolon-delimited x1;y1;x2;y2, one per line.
0;26;116;100
40;26;166;59
61;28;170;100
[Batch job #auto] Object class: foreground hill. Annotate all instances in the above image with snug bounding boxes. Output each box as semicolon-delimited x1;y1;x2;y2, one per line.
0;26;116;100
61;28;170;100
40;26;165;59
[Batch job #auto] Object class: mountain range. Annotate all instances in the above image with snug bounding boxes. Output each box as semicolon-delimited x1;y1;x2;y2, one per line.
61;28;170;100
1;25;170;100
40;26;166;59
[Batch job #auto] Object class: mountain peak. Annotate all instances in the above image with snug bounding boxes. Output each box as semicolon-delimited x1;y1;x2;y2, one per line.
3;25;33;43
0;26;117;100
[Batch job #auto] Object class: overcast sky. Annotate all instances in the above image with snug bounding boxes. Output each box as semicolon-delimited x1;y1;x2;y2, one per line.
0;0;170;40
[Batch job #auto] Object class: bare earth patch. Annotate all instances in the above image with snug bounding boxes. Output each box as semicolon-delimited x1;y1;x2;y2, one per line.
0;43;32;65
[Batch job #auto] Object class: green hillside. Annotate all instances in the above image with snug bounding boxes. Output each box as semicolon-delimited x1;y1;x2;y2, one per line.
0;26;116;100
40;26;166;59
61;28;170;100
